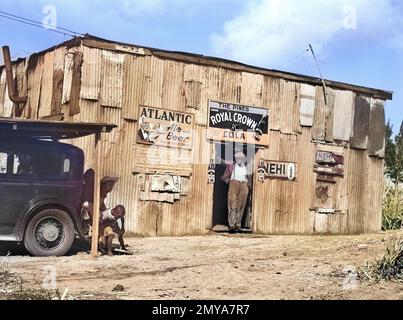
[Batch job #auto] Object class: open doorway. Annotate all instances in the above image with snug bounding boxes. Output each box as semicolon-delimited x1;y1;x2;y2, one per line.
212;142;257;232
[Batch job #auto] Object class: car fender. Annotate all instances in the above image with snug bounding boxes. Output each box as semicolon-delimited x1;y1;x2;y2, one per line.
13;196;85;241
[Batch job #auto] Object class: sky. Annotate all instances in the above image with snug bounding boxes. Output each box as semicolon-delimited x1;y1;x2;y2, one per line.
0;0;402;134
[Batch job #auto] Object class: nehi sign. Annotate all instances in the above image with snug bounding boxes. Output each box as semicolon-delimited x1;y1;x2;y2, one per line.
207;101;269;146
257;159;297;181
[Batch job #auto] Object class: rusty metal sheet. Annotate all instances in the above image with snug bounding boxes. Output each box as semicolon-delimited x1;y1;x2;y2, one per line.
368;99;386;158
350;95;371;150
51;46;66;115
312;86;326;141
62;50;74;105
333;90;354;141
100;51;124;108
324;89;335;142
299;84;316;127
80;46;101;100
38;51;55;118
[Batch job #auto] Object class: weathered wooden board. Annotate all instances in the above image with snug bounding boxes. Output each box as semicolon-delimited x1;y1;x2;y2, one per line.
351;95;371;150
324;89;335;142
51;46;66;115
100;51;124;108
299;84;316;127
62;51;74;105
312;86;326;141
333;90;354;141
68;51;83;116
38;51;55;118
368;99;386;158
80;46;102;100
121;55;148;120
26;54;44;119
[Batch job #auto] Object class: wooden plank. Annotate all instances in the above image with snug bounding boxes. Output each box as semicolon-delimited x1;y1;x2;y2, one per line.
68;51;83;116
62;51;74;105
80;46;101;100
0;69;6;116
368;99;386;158
90;133;102;257
184;80;202;110
350;95;371;150
100;50;124;108
122;55;148;120
325;89;335;142
333;90;354;141
51;46;66;115
26;55;44;119
312;86;326;141
38;51;55;118
299;84;316;127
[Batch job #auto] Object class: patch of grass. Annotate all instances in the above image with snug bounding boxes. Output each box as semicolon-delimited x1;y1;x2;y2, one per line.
0;259;61;300
382;186;403;231
358;237;403;282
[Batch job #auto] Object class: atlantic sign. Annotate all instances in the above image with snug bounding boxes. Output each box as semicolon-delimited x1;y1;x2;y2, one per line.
137;106;194;149
207;101;269;146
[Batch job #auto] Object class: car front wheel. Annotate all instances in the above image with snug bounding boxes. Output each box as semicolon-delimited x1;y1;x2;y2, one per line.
24;209;75;257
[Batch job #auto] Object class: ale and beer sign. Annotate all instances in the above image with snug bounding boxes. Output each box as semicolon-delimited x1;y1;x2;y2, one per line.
207;101;269;146
137;106;194;150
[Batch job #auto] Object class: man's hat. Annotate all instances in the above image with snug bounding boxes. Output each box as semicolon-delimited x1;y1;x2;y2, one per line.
234;152;246;159
101;176;119;184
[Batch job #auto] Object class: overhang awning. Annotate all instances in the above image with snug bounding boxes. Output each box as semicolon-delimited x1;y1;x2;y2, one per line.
0;118;117;139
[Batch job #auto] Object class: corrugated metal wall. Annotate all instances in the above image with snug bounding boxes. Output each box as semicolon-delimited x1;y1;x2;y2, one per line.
0;40;387;235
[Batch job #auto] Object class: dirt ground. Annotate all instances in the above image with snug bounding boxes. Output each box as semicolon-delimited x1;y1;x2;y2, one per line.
1;230;403;300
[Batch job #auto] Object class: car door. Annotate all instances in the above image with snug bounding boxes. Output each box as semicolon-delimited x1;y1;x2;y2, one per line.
0;147;37;236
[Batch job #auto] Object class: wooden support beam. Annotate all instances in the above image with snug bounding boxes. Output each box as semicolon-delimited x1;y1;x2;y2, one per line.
91;132;102;257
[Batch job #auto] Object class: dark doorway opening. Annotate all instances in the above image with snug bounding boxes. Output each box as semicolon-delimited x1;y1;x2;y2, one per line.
212;142;257;232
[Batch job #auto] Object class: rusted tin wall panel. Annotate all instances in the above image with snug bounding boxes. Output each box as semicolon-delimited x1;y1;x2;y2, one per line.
162;60;186;112
263;76;281;130
51;46;66;115
324;89;335;142
61;50;74;105
365;157;384;232
368;99;386;158
299;84;316;127
25;54;44;119
219;68;242;104
350;95;371;150
100;51;124;108
346;149;368;234
144;56;164;108
0;69;6;116
38;51;55;118
183;64;206;126
333;90;354;141
121;55;149;121
80;46;102;100
312;86;326;141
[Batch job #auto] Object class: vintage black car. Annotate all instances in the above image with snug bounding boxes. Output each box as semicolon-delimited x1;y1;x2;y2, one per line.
0;118;115;256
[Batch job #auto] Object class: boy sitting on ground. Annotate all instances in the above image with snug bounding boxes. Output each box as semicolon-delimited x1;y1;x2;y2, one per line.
99;205;126;256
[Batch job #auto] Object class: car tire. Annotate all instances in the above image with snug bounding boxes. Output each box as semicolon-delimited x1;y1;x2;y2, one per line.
24;208;75;257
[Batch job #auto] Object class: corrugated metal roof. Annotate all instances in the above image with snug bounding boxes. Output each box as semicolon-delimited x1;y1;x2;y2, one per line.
1;34;393;101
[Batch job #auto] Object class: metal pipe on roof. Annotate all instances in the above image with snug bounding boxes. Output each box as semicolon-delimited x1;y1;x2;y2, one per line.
2;46;28;105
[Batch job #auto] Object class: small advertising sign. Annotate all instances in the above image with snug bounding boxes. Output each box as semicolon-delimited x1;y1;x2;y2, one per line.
207;101;269;146
137;106;194;149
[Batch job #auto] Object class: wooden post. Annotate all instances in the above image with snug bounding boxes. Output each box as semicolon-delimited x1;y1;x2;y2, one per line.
91;132;102;257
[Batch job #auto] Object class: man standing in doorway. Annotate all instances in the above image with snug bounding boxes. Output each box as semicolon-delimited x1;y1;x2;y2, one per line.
221;151;251;233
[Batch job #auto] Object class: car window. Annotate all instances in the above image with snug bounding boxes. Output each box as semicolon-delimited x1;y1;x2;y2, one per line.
0;152;8;174
39;153;73;180
13;154;35;176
